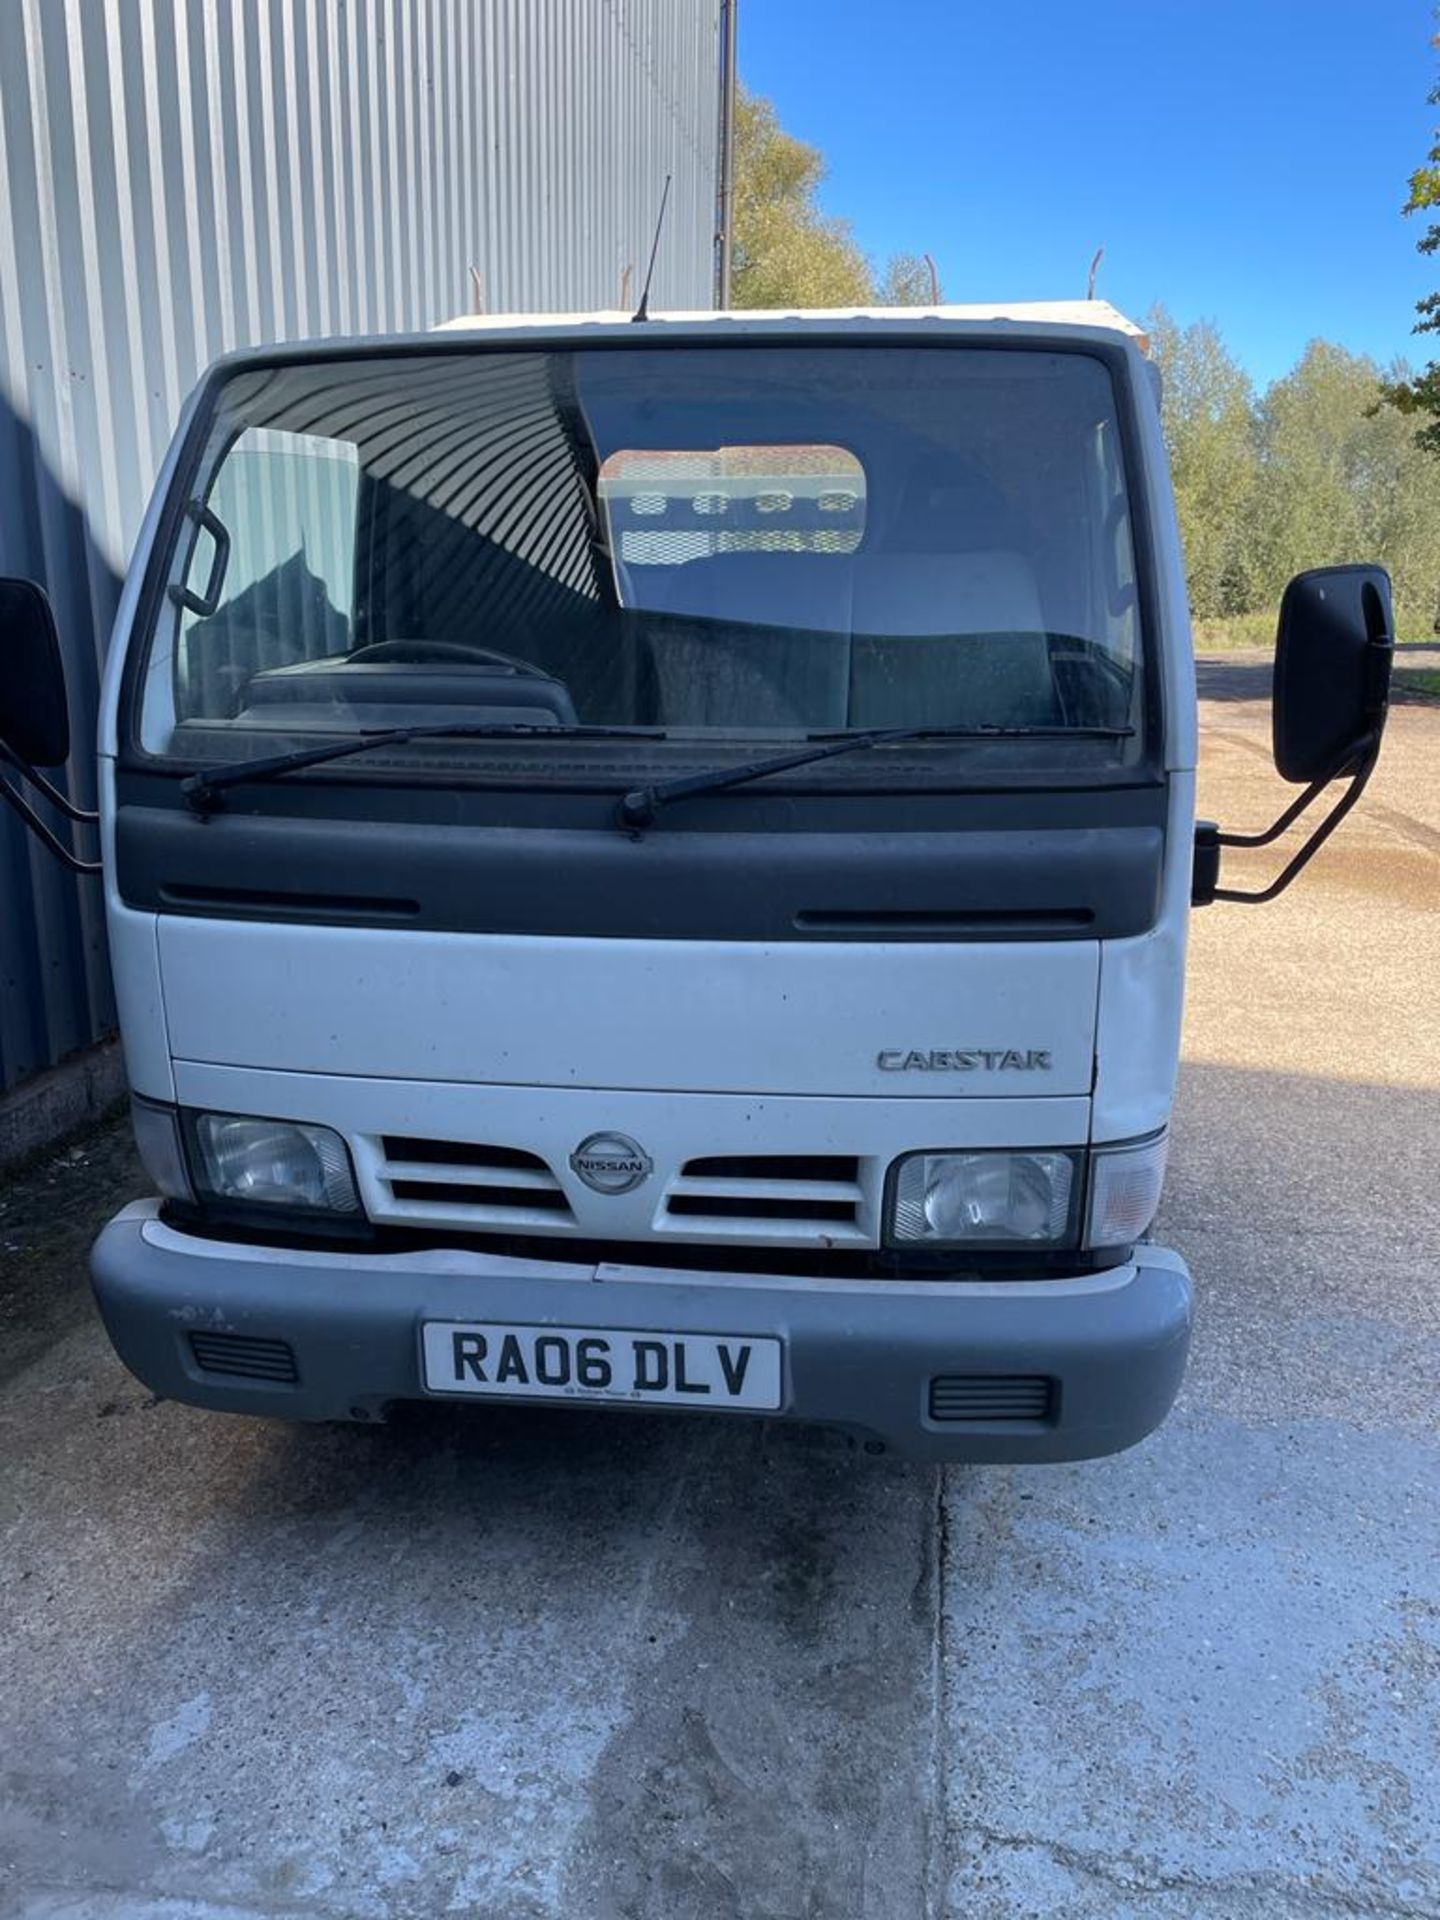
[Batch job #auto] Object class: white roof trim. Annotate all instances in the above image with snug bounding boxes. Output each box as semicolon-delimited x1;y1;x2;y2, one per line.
431;300;1149;348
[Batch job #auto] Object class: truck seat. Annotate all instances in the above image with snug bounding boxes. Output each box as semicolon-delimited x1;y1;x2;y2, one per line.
645;551;853;728
847;550;1060;729
637;547;1058;732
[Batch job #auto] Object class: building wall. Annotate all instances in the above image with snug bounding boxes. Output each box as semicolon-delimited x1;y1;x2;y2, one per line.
0;0;722;1095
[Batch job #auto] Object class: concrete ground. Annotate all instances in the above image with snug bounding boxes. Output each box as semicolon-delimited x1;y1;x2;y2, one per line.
2;674;1437;1920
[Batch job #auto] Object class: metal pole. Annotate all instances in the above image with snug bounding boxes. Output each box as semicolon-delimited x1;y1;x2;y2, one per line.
714;0;738;307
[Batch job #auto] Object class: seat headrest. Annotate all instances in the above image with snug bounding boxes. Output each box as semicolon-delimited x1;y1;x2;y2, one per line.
648;550;854;631
851;550;1044;638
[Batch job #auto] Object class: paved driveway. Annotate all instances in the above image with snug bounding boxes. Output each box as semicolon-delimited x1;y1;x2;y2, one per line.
2;675;1437;1920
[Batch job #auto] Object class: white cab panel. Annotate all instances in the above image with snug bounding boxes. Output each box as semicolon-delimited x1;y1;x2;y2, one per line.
1092;771;1195;1141
97;762;172;1101
159;921;1099;1098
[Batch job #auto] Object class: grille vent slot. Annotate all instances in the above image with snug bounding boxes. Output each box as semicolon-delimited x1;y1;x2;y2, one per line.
189;1331;299;1383
389;1178;569;1212
375;1136;575;1230
381;1137;546;1169
663;1153;866;1241
682;1154;858;1181
928;1375;1054;1423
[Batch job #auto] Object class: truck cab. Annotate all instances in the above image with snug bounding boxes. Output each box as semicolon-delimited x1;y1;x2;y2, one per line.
0;304;1394;1460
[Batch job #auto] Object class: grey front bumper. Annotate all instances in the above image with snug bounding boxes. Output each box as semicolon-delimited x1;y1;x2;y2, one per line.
91;1204;1193;1463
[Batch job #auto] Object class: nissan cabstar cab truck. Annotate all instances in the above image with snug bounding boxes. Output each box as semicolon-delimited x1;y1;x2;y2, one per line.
0;305;1394;1460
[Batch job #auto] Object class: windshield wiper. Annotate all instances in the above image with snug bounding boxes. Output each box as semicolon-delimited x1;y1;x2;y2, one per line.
615;724;1133;834
181;723;661;815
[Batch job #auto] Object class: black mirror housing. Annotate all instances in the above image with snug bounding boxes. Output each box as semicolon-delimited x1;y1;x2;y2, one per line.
1273;565;1393;784
0;577;70;768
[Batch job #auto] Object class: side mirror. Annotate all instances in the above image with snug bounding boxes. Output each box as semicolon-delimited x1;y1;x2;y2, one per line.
0;576;70;768
1273;564;1393;784
1195;563;1393;906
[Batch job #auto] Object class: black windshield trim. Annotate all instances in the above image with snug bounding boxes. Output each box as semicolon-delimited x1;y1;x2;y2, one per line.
117;785;1170;943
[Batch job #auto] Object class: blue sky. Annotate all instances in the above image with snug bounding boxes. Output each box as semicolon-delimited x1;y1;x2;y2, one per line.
739;0;1438;388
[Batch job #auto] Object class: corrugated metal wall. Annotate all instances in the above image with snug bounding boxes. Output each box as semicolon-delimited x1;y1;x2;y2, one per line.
0;0;722;1095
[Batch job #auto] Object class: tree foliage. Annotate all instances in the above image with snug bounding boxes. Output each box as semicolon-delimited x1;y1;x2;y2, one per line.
1150;309;1440;633
1146;305;1259;618
1259;342;1440;625
731;88;940;309
1377;27;1440;450
731;89;873;309
877;252;940;306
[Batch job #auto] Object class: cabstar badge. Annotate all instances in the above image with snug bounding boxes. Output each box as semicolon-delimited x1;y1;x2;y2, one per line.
876;1049;1053;1072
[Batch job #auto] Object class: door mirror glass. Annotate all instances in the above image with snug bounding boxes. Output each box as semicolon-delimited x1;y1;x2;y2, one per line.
0;577;70;768
1272;565;1393;784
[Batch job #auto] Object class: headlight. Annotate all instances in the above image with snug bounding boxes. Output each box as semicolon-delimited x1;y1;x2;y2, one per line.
187;1113;361;1214
1086;1130;1168;1246
887;1149;1080;1248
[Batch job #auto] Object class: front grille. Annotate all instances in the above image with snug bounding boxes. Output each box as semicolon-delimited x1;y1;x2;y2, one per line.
928;1375;1054;1423
375;1136;575;1230
189;1331;299;1384
662;1153;867;1242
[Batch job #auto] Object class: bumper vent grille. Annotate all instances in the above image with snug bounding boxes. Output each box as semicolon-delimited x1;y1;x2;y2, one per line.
662;1154;867;1242
189;1331;299;1384
374;1136;575;1231
928;1375;1054;1423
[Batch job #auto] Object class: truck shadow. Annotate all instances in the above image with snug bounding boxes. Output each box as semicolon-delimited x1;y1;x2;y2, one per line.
12;1338;942;1914
0;396;122;1091
378;1389;891;1486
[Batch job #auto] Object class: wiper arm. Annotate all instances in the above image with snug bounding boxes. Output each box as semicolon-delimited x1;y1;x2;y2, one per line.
182;723;659;815
615;724;1133;834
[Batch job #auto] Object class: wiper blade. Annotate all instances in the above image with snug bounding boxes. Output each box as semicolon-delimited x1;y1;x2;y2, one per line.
615;724;1133;834
182;722;660;815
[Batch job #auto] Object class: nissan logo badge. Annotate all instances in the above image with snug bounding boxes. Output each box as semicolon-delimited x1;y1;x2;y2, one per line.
569;1132;653;1195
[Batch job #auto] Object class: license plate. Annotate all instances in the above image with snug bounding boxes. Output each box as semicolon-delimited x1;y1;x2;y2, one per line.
420;1321;784;1411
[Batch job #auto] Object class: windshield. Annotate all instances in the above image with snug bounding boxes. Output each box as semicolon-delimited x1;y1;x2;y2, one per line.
135;343;1148;781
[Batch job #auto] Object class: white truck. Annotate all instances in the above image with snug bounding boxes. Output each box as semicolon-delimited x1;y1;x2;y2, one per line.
0;304;1394;1459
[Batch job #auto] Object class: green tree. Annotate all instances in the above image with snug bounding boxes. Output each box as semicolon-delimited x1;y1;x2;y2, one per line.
1145;305;1261;619
1259;341;1440;632
731;87;874;308
877;251;940;306
1377;26;1440;451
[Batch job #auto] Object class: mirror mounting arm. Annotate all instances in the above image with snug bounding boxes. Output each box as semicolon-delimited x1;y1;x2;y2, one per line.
0;740;98;824
1196;564;1394;907
1211;759;1348;851
1192;736;1380;908
0;748;101;875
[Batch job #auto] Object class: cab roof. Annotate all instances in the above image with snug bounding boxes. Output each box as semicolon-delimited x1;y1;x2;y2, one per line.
432;300;1149;351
